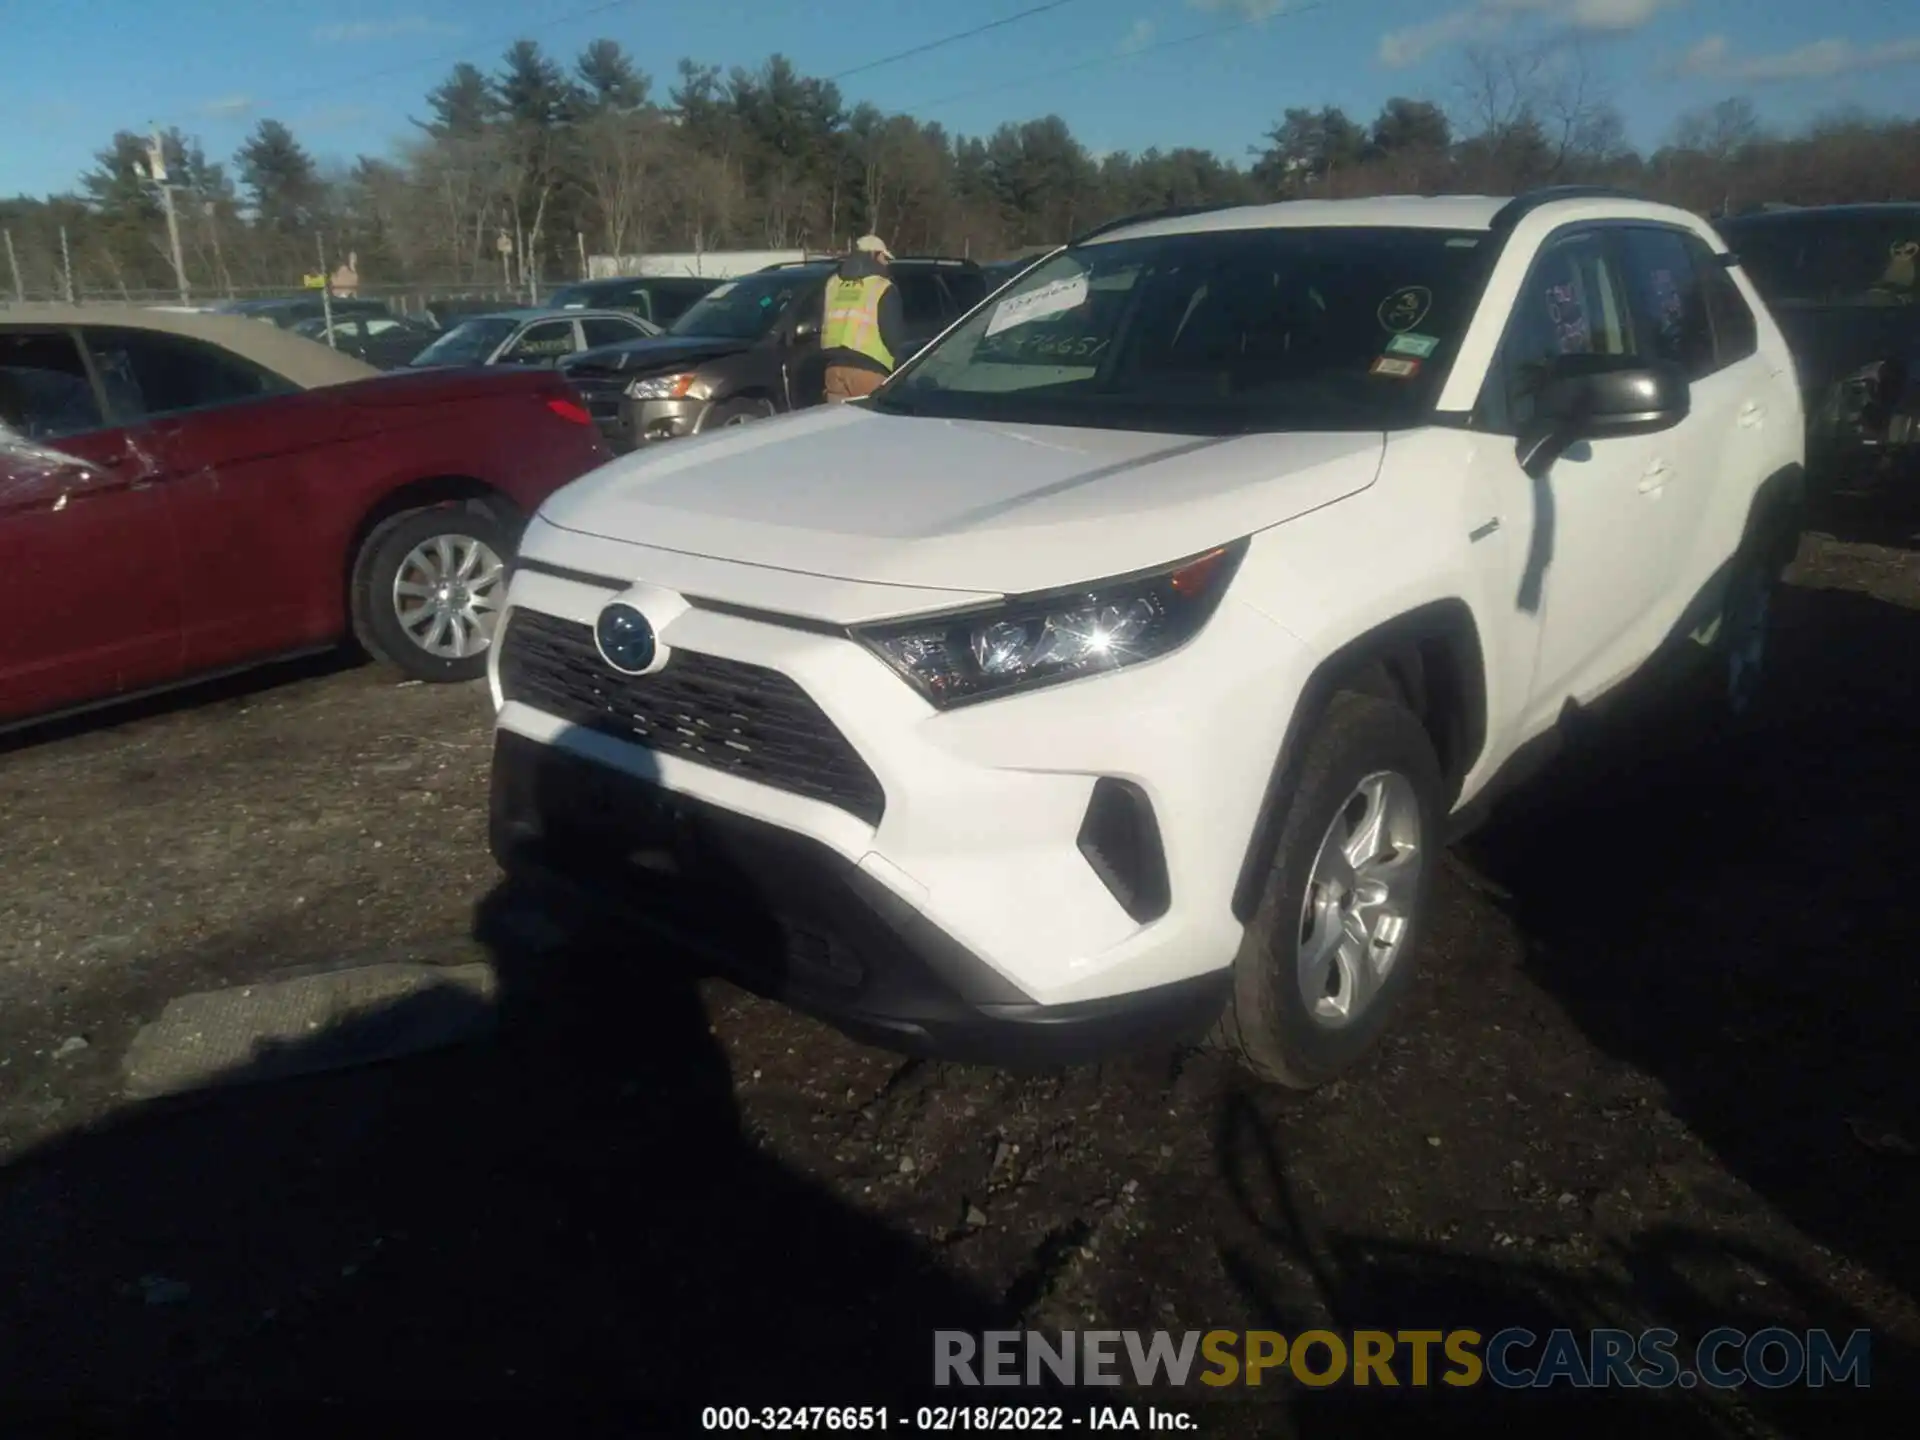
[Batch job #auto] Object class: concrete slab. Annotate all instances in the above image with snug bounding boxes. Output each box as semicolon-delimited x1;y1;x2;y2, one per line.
122;962;499;1099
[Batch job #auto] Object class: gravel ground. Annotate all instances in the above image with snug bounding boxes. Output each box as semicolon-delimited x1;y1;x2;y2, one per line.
1;523;1916;1435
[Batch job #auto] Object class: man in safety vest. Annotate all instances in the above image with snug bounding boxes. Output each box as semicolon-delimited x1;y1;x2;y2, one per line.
820;234;908;403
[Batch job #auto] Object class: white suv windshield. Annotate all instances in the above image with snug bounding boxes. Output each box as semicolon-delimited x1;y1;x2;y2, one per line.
875;226;1493;433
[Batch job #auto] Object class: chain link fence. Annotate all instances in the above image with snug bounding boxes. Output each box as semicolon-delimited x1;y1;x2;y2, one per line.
0;279;535;318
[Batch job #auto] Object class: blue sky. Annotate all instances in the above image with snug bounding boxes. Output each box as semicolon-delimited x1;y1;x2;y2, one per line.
3;0;1917;197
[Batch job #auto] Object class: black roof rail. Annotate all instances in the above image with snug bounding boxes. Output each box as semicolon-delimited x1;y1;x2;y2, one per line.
1068;203;1247;247
1488;185;1648;231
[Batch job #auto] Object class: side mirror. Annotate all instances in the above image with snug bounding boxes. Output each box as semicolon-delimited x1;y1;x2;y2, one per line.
1516;356;1690;479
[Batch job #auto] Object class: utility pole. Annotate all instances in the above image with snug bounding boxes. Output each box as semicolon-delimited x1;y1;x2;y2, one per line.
59;226;75;303
205;201;231;297
146;127;190;305
316;234;336;347
3;228;23;303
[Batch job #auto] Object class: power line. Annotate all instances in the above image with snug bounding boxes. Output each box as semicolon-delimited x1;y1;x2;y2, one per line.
829;0;1086;81
260;0;647;116
919;2;1326;111
165;0;1085;135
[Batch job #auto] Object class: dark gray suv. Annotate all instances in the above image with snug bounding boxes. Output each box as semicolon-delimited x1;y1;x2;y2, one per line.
545;275;721;327
558;258;987;452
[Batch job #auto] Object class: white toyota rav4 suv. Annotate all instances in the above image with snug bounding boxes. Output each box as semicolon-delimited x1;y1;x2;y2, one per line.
487;188;1805;1087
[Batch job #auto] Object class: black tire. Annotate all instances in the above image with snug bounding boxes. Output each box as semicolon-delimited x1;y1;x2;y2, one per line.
350;502;513;684
705;396;777;429
1214;690;1445;1090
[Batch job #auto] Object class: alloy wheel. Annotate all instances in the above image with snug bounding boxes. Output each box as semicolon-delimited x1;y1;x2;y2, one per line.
1297;771;1426;1029
391;532;506;661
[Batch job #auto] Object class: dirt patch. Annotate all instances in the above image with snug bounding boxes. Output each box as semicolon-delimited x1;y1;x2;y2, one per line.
1;540;1915;1432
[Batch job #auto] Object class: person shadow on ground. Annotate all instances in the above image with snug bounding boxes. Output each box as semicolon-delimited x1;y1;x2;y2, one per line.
0;877;1006;1431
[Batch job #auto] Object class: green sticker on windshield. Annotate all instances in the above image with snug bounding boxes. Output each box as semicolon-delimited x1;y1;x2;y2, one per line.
1386;331;1438;358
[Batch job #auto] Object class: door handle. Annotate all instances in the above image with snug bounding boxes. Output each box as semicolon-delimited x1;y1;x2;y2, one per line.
1738;401;1765;428
1637;460;1671;494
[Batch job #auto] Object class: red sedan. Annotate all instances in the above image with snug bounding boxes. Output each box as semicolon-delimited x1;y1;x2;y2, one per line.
1;305;611;729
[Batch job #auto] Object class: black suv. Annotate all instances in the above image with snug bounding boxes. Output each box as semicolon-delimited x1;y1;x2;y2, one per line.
545;275;721;328
212;295;395;330
559;258;987;451
1716;203;1918;495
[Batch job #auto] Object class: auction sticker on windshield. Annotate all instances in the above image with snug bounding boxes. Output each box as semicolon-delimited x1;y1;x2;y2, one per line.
1386;332;1438;358
1377;285;1432;332
986;274;1090;337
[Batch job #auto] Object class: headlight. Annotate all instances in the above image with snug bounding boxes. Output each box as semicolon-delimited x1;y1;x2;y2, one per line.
854;541;1247;709
626;371;698;400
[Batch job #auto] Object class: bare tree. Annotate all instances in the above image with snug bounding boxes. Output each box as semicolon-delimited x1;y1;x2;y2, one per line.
580;109;667;257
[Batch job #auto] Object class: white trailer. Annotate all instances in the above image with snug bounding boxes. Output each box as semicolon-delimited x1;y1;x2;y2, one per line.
587;250;832;280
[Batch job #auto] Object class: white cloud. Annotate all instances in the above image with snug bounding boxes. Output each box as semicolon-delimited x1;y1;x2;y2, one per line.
1187;1;1299;22
312;17;463;45
197;95;256;117
1378;0;1677;68
1118;19;1156;54
1378;11;1486;68
1678;32;1920;82
1564;0;1669;31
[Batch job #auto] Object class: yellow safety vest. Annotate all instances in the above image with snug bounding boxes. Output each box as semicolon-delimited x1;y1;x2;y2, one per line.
821;274;896;369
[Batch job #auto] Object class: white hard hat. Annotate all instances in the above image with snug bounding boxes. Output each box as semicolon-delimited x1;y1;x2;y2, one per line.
854;234;894;261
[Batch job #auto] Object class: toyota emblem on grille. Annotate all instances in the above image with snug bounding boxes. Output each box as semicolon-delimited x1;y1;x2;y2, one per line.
594;602;656;675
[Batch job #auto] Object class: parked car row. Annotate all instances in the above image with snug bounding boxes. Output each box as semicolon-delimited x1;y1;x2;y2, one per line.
545;275;720;327
8;196;1898;1093
408;308;662;371
291;312;441;369
196;278;713;372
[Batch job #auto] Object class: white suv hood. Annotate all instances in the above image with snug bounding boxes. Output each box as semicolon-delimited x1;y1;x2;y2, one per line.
539;403;1386;595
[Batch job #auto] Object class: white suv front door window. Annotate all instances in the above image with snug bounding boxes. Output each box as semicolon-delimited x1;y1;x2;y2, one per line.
1487;229;1681;724
1616;226;1728;627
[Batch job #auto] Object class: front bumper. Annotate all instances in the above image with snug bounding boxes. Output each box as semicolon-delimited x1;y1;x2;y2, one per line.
621;396;709;445
488;730;1230;1065
485;538;1318;1060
